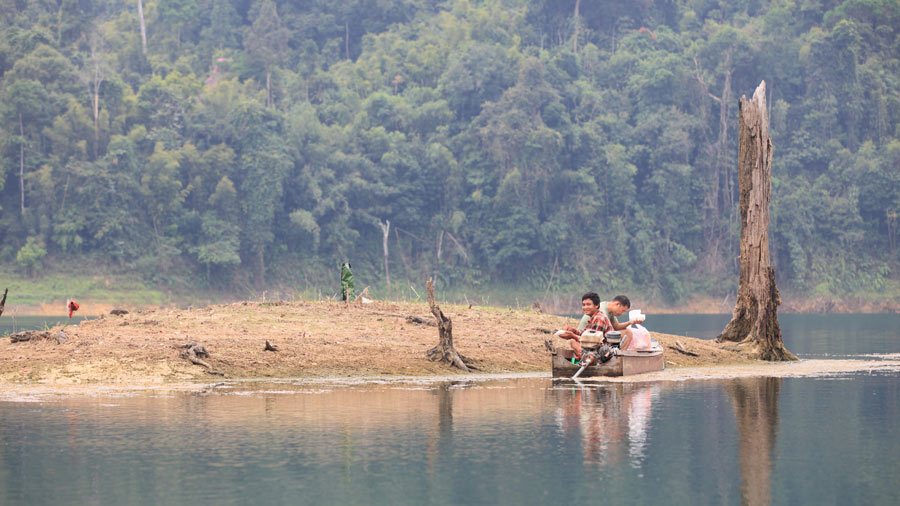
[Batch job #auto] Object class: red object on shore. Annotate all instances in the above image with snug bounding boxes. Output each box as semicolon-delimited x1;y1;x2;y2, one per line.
68;300;80;318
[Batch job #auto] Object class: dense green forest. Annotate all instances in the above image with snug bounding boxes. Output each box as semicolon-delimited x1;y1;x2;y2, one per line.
1;0;899;305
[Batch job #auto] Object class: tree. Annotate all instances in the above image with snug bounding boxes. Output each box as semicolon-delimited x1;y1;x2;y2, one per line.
716;81;796;361
244;0;288;108
379;219;391;298
136;0;148;55
1;79;48;217
16;236;47;276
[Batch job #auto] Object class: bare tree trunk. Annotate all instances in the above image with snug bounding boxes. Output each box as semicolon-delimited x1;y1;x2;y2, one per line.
425;278;472;372
434;230;443;281
380;219;391;299
572;0;582;54
394;228;414;285
61;174;70;211
717;81;796;362
256;244;265;291
90;35;104;160
0;288;7;317
136;0;147;56
19;112;25;217
265;68;272;108
345;22;350;60
693;50;732;272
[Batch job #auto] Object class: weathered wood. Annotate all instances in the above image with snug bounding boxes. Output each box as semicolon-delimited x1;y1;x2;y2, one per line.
550;348;664;377
672;340;699;357
405;315;436;326
716;81;796;361
10;331;50;343
379;219;391;298
9;330;67;344
177;342;224;375
425;278;472;372
136;0;147;55
0;287;7;317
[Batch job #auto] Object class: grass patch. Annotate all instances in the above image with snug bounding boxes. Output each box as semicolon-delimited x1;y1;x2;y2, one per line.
0;271;169;307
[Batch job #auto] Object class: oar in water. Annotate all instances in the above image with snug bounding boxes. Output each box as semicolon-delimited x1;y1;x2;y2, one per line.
572;353;595;379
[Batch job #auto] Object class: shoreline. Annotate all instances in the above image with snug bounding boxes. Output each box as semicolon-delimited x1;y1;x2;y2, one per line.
2;300;898;389
2;293;899;318
2;358;899;400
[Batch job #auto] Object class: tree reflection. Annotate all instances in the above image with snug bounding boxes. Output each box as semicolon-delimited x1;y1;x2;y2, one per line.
726;377;782;506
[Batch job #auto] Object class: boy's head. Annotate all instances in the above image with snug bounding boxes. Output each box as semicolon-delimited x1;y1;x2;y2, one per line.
581;292;601;315
607;295;631;316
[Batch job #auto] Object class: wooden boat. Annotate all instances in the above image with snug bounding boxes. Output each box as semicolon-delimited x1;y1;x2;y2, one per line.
550;342;665;378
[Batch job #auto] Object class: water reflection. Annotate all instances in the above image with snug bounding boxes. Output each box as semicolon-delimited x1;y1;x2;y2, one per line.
727;377;782;506
5;372;899;506
550;382;661;471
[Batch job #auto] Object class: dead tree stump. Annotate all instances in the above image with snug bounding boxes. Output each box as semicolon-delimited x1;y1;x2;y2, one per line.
716;81;796;361
425;278;473;372
177;342;224;375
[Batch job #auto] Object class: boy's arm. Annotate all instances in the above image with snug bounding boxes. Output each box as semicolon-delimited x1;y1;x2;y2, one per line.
612;318;634;331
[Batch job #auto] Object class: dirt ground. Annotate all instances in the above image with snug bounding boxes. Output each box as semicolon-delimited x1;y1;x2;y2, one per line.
0;299;771;386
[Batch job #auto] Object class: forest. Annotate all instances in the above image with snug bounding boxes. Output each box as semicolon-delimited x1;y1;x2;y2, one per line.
1;0;899;306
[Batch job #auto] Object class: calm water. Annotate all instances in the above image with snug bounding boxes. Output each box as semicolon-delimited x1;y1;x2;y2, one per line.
1;316;87;335
1;315;899;505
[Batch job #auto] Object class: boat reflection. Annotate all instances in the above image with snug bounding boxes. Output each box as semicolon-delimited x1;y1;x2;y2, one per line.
550;376;782;506
551;382;661;470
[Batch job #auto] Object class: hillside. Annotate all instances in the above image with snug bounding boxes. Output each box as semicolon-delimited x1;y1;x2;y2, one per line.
2;1;899;305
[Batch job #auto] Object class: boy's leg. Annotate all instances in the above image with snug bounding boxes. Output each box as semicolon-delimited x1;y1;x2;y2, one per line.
619;328;634;350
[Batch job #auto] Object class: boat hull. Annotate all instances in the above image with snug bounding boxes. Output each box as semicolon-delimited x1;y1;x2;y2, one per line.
551;348;665;378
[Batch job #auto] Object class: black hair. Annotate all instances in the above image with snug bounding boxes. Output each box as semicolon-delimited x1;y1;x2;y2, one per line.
582;292;600;306
613;295;630;308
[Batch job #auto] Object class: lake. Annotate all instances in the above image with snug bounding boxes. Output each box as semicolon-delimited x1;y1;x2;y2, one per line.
0;315;87;335
1;315;898;505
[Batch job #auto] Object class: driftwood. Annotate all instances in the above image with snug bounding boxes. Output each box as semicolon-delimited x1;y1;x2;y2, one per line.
406;315;436;326
544;338;555;353
9;330;67;344
0;288;7;317
353;286;371;303
10;331;48;343
425;278;474;372
716;81;796;361
365;310;437;326
176;342;224;375
264;340;279;352
110;309;129;316
672;340;699;357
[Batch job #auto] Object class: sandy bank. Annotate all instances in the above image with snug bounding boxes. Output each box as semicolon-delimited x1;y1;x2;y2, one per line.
2;300;895;388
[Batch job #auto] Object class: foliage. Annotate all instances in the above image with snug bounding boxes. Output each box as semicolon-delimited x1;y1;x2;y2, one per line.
15;236;46;276
1;0;898;304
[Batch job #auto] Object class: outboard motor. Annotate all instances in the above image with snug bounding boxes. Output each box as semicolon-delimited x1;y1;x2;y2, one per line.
604;330;622;348
572;331;615;378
